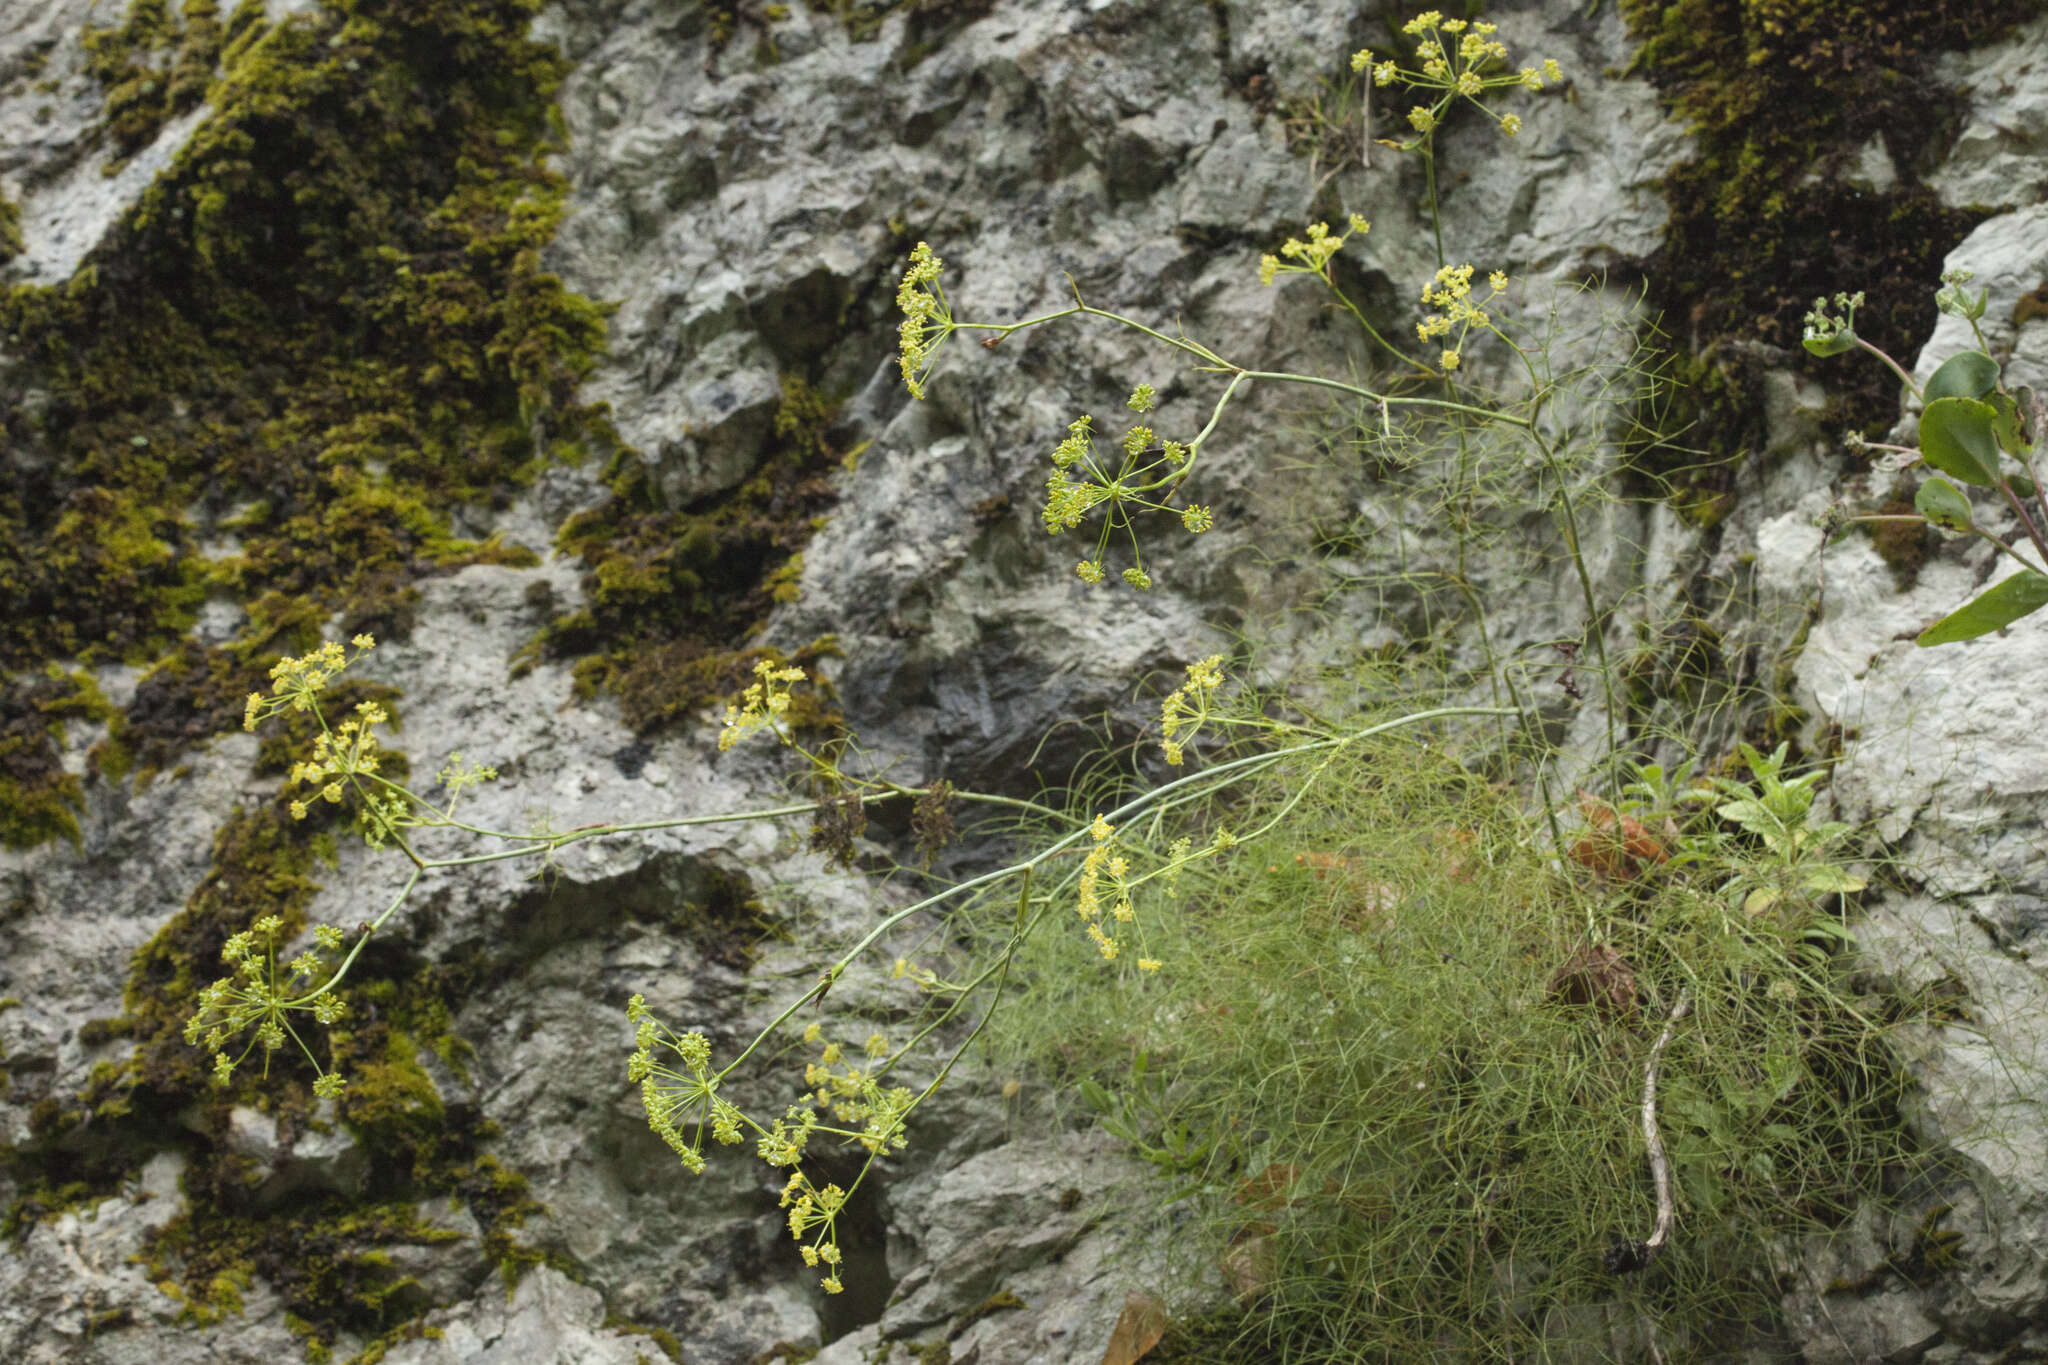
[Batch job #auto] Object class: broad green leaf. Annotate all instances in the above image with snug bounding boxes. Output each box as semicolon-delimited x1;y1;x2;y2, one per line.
1802;333;1859;357
2011;474;2038;499
1991;392;2027;457
1802;866;1867;894
1917;568;2048;646
1914;476;1973;532
1924;350;1999;402
1744;886;1782;917
1920;397;2003;487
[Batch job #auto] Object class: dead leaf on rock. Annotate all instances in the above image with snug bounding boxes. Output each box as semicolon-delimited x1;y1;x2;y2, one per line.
1099;1290;1170;1365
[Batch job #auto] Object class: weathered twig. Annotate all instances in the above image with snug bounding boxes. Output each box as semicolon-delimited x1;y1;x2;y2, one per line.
1605;985;1695;1274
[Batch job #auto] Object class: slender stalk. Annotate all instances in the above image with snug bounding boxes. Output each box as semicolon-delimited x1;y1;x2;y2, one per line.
1852;337;1922;405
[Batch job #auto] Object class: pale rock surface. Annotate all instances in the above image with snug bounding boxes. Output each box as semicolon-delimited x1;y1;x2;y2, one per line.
1927;10;2048;213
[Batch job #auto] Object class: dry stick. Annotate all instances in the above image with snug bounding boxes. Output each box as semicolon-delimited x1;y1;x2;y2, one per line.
1640;986;1695;1264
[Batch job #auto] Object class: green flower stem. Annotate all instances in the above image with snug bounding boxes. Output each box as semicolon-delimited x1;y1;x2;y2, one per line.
1989;477;2048;569
1522;424;1622;766
1851;514;2046;580
1852;336;1923;405
1234;371;1530;426
1314;271;1438;375
291;865;421;1007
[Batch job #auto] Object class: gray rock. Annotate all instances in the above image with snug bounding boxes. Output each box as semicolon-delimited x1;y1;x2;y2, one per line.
1927;12;2048;212
377;1265;659;1365
8;0;2048;1362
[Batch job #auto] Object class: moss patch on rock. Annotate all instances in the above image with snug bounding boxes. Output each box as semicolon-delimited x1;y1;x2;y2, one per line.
81;0;234;167
519;375;846;736
1620;0;2037;499
1;0;610;696
0;667;117;849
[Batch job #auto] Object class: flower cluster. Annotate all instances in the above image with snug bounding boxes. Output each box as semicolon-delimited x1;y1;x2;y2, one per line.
780;1171;850;1294
183;915;352;1098
1077;813;1135;961
800;1023;912;1155
628;996;915;1295
244;634;376;732
627;994;741;1175
1259;215;1371;288
719;658;810;751
896;241;953;400
1801;291;1864;347
1417;263;1509;372
891;955;941;990
1045;385;1204;590
286;698;390;820
1159;654;1225;766
1354;12;1563;144
1936;267;1987;322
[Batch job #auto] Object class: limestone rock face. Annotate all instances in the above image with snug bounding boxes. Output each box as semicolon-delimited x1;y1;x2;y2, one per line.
4;1;2048;1363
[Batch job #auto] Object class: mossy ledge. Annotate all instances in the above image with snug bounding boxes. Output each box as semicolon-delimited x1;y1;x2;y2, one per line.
0;0;610;782
1618;0;2037;504
0;668;117;850
518;374;849;738
0;0;624;1352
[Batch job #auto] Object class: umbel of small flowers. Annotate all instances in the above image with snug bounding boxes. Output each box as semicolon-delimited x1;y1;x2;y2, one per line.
1260;215;1372;288
1417;262;1512;374
1158;654;1225;766
627;996;915;1294
719;657;810;750
1047;383;1215;589
244;633;474;852
183;915;352;1098
244;634;377;732
896;240;952;400
1355;11;1564;144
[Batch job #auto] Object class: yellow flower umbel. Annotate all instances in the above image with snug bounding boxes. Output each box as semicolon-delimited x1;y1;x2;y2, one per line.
244;633;376;732
896;241;953;400
1355;12;1564;152
183;916;353;1098
1259;214;1370;292
1075;813;1146;961
627;994;743;1175
719;658;810;750
1415;263;1511;373
1159;654;1226;766
1048;385;1206;590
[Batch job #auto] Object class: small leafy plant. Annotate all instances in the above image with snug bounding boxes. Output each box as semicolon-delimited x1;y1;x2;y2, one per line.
1808;271;2048;644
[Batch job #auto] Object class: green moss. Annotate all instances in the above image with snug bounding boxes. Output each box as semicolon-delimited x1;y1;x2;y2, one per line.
750;1343;818;1365
3;0;612;750
5;677;537;1340
955;1289;1025;1328
82;0;231;168
804;0;993;48
1620;0;2036;501
521;376;846;735
0;189;21;264
604;1315;685;1363
0;667;119;849
1864;475;1935;589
